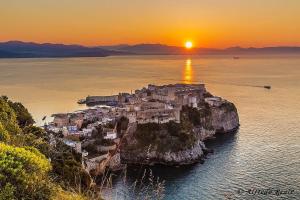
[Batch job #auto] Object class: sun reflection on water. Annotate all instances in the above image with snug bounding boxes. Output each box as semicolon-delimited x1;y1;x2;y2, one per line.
183;59;194;84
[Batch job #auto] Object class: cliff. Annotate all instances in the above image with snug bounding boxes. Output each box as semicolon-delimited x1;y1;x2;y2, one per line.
121;140;206;165
120;120;201;165
199;99;240;134
120;98;239;166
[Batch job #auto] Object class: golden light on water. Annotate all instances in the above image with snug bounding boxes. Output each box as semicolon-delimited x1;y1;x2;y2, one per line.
183;59;194;84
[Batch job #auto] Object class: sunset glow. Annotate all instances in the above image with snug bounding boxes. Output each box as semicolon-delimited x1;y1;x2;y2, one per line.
185;41;193;49
1;1;300;47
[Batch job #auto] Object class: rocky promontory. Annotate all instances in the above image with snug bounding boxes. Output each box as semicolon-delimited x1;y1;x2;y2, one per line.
120;96;239;166
47;83;239;174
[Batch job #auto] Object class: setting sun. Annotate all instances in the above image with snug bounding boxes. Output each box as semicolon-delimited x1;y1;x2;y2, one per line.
185;41;193;49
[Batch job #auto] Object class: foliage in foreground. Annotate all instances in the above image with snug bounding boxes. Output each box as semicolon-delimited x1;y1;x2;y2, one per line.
0;95;166;200
0;96;95;200
0;143;52;199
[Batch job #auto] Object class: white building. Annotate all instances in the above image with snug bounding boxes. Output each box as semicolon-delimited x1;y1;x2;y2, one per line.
205;97;223;107
82;128;93;137
104;131;117;140
63;139;82;153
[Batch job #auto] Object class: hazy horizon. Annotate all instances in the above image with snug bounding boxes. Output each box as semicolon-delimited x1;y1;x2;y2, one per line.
1;40;300;49
1;0;300;48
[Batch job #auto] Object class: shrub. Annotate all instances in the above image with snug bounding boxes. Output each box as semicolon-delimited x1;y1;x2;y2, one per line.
50;141;91;189
0;143;52;199
0;122;10;142
8;102;35;128
0;97;93;199
0;97;21;135
130;121;197;153
116;116;129;136
166;121;180;136
0;183;15;200
23;125;47;138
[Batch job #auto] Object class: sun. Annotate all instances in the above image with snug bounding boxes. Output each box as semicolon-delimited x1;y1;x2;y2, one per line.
185;41;193;49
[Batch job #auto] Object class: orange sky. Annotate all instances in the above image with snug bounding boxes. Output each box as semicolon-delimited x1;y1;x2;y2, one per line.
1;0;300;48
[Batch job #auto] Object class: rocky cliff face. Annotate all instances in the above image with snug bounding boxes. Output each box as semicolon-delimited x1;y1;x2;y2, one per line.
120;98;239;166
194;127;216;141
211;106;239;133
121;140;206;165
201;100;240;134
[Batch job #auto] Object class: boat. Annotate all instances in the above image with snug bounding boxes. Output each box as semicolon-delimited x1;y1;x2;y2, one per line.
233;56;240;59
264;85;271;89
77;99;86;104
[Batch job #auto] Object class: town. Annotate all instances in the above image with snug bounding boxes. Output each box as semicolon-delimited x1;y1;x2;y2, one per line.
46;83;227;175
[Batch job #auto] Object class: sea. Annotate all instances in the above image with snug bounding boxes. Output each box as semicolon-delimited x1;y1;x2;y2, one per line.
0;55;299;199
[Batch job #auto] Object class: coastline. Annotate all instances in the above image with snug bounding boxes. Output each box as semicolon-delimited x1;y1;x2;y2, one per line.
45;83;239;177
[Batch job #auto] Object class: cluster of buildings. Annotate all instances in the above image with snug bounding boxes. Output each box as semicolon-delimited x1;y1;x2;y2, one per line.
48;107;112;138
122;83;207;124
47;83;211;173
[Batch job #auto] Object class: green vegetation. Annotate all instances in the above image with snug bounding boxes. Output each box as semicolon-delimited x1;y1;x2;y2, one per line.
182;106;201;126
116;116;129;136
0;143;52;199
130;108;199;153
101;138;115;146
1;96;35;128
0;183;15;200
50;141;91;189
91;124;103;139
0;122;10;142
124;104;217;153
0;96;97;200
52;187;88;200
0;96;22;136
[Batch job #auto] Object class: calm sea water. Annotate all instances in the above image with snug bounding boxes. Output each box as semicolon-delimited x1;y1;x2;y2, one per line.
0;55;299;199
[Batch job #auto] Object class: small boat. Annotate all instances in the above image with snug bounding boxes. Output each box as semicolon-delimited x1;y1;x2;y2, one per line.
233;56;240;59
77;99;86;104
42;116;46;120
264;85;271;89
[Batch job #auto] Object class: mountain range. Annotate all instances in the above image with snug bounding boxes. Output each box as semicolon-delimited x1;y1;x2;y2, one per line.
0;41;300;58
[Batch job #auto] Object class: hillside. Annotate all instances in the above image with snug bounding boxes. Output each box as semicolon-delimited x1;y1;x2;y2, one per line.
1;41;300;58
0;41;123;58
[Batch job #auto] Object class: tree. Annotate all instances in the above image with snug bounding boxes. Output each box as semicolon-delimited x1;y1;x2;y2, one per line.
0;97;21;135
50;141;91;189
0;96;34;128
116;116;129;136
23;125;47;138
8;102;35;127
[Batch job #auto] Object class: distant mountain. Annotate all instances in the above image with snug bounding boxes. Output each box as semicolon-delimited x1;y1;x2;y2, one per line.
98;44;130;51
0;41;300;58
0;49;33;58
0;41;124;58
118;44;186;55
101;43;300;55
221;46;300;54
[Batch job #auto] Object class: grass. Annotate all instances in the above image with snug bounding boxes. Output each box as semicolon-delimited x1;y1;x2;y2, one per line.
99;167;165;200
